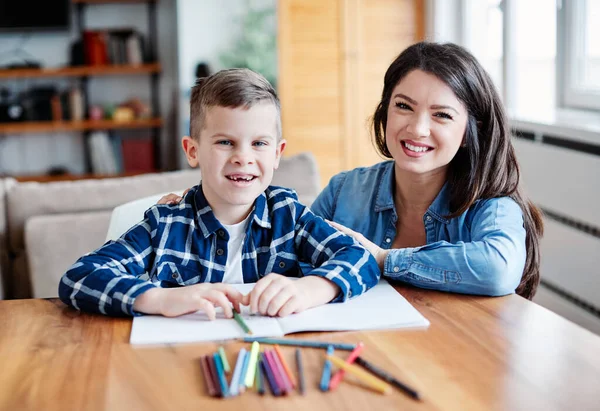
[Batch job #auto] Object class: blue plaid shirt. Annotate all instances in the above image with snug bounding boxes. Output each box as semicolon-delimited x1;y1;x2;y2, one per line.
59;185;380;316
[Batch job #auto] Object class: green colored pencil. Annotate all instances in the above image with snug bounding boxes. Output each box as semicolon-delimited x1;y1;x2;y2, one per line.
233;309;253;335
218;346;231;373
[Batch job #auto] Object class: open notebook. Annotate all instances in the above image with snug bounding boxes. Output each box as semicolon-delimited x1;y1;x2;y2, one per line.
130;280;429;345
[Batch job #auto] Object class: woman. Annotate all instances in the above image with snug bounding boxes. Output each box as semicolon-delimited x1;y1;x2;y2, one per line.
160;42;543;299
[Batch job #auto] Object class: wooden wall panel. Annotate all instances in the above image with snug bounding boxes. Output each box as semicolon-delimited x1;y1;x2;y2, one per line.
278;0;424;188
278;0;343;187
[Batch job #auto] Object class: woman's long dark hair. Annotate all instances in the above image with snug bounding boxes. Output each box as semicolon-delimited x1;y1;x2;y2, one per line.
372;42;543;299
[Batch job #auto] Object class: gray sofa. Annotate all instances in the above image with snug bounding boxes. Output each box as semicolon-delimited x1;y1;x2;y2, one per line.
0;153;320;299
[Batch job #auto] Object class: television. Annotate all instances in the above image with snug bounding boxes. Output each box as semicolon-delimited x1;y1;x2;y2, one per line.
0;0;70;32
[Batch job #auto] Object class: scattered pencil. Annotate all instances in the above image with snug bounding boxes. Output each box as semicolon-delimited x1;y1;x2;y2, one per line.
218;346;231;373
295;348;305;395
355;356;421;400
329;342;364;390
243;337;357;351
320;345;334;392
233;309;253;335
327;354;392;395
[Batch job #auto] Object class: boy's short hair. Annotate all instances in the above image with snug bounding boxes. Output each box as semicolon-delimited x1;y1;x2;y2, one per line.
189;68;281;140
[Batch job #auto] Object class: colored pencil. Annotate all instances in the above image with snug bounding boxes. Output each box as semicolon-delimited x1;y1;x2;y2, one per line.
320;345;334;392
228;348;247;396
265;350;286;394
274;345;297;388
233;309;253;335
200;355;218;397
329;342;365;390
327;354;391;395
238;347;251;393
261;352;281;396
256;358;265;395
207;353;222;397
218;346;231;373
244;341;260;387
295;348;305;395
270;347;292;393
355;357;421;400
243;337;356;351
213;352;229;397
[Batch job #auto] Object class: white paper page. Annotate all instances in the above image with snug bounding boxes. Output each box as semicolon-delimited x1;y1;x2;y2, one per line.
130;284;284;345
278;280;429;334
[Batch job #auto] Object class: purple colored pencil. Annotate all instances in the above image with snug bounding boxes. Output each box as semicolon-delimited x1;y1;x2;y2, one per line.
260;352;281;396
265;350;287;394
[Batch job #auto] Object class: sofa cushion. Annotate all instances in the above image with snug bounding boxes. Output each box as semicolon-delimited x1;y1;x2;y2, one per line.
25;211;111;298
8;170;201;252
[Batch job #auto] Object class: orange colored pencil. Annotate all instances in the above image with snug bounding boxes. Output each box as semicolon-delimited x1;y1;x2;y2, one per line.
274;345;297;388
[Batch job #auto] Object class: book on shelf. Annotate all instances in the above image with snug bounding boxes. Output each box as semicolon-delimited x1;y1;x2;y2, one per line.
83;29;145;66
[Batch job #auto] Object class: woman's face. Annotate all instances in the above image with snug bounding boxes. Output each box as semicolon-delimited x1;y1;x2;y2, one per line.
385;69;468;177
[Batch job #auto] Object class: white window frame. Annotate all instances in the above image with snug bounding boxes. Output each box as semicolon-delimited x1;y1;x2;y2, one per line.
560;0;600;111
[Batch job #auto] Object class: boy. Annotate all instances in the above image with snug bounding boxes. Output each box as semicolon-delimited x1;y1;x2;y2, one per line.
59;68;380;318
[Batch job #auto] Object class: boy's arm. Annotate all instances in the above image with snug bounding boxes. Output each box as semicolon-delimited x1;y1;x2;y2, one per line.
58;209;159;316
294;204;380;302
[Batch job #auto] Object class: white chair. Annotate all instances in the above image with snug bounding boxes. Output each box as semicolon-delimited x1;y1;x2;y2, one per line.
105;191;184;241
105;152;321;241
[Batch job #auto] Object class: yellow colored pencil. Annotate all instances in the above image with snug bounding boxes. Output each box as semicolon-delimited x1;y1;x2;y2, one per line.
244;341;260;388
326;354;392;394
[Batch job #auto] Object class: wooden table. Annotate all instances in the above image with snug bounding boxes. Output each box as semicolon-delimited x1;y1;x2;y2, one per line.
1;285;599;411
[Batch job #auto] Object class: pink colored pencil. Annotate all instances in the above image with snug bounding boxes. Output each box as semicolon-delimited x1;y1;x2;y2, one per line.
270;347;293;392
265;350;287;394
329;342;365;390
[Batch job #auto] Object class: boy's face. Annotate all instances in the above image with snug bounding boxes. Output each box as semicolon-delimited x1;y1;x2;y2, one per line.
182;103;285;224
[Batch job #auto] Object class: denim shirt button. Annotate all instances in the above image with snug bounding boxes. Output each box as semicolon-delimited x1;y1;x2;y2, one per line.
279;261;286;268
393;266;400;273
218;230;226;238
385;238;391;243
425;215;432;222
171;272;178;279
216;249;224;256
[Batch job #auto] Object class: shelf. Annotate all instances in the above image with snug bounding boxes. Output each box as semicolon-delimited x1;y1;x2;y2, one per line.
13;171;156;183
0;118;163;134
0;63;161;80
72;0;156;4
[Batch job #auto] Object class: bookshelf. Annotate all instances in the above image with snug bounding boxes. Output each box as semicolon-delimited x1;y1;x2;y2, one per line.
0;0;162;182
0;63;161;79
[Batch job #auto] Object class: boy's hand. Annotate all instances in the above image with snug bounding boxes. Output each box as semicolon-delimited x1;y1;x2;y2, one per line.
133;283;244;319
243;274;340;317
157;189;190;205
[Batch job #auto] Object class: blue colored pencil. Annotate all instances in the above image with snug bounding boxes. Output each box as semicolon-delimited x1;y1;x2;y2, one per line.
319;345;334;392
228;348;247;396
206;352;222;397
238;346;251;393
243;337;357;351
260;352;281;396
213;352;229;397
296;348;305;395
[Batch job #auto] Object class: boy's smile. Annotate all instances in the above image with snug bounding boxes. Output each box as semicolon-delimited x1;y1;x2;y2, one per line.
182;103;285;224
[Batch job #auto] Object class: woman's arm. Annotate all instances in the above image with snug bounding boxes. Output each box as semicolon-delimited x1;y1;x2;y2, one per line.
332;198;527;297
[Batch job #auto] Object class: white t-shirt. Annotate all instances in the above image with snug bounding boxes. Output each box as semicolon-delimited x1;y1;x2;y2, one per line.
221;214;252;284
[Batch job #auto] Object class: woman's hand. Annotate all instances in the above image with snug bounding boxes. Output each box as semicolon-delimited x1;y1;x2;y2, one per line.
327;220;389;270
157;189;190;205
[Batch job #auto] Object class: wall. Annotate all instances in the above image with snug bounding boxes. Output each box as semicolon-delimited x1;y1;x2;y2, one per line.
0;1;179;175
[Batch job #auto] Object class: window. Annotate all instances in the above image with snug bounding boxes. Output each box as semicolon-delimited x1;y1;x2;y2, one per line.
562;0;600;110
460;0;600;114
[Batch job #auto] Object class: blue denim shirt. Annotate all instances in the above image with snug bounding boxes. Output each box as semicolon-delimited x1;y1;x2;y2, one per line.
310;161;527;296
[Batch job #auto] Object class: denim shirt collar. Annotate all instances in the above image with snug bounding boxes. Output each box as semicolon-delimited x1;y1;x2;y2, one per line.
373;161;451;224
193;184;271;238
